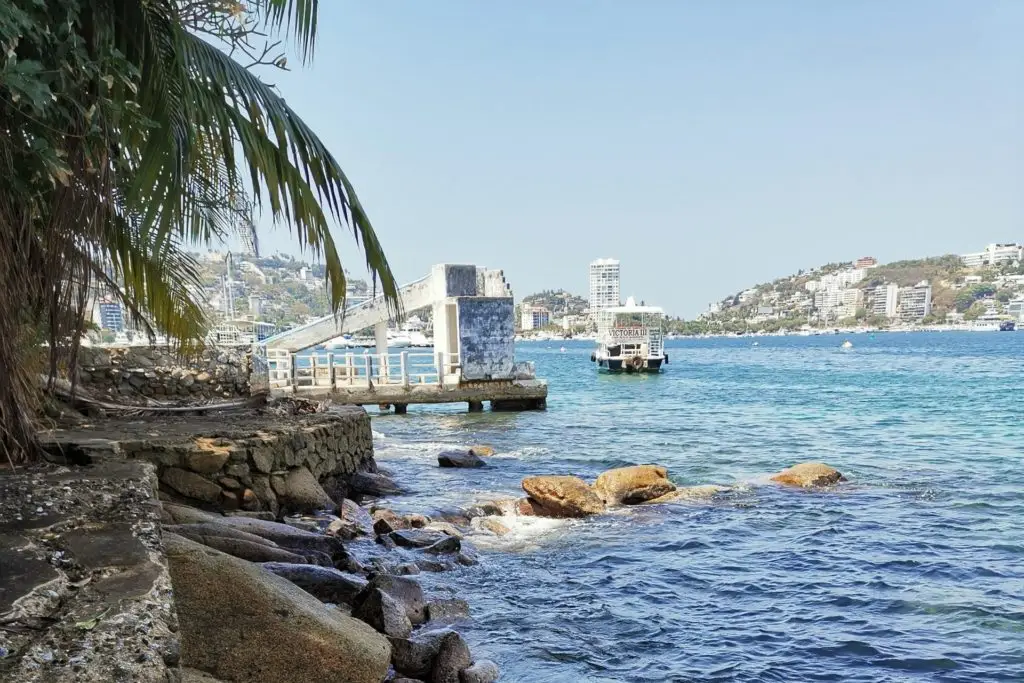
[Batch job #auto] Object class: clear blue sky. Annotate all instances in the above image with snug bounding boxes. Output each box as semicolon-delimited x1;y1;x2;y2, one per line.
257;0;1023;317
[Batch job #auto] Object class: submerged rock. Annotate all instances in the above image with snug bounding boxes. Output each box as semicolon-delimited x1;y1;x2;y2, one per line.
770;462;845;488
646;485;731;504
164;533;390;683
521;475;605;518
438;451;487;468
594;465;676;505
474;517;511;536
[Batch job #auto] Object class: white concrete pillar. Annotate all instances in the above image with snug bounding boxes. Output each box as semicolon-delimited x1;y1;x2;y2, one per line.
400;351;409;388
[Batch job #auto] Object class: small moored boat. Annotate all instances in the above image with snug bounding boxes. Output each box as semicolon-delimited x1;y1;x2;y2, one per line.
591;297;666;373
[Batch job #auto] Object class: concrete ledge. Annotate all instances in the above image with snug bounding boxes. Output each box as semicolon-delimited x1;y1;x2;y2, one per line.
284;380;548;408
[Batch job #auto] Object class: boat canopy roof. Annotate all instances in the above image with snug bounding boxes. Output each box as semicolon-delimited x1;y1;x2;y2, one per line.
604;296;663;315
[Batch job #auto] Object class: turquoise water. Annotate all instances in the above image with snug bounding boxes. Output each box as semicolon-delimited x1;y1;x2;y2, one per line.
369;333;1024;682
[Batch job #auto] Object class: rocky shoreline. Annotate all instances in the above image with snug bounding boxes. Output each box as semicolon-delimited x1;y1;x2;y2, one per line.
1;398;847;682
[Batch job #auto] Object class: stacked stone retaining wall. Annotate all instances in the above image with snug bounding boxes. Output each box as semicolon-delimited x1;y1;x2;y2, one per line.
77;345;251;400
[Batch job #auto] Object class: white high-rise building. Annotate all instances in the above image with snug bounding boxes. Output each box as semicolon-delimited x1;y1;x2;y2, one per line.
869;283;899;318
589;258;620;315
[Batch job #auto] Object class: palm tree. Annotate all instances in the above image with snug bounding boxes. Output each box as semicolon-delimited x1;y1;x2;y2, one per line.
0;0;398;464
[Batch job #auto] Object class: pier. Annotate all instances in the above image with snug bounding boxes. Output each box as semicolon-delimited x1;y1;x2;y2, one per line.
252;264;548;412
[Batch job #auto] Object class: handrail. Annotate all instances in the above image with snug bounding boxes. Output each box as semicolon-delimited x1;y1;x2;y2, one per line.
265;349;462;392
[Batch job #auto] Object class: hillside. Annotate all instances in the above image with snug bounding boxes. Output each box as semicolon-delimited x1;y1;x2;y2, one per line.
685;253;1024;334
521;289;588;318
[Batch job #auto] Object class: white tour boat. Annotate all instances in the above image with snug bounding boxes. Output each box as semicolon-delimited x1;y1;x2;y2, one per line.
591;297;667;373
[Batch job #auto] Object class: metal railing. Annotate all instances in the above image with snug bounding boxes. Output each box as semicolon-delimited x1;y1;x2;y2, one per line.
265;349;462;392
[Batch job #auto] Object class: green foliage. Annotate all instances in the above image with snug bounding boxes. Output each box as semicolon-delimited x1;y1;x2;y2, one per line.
955;285;995;312
963;301;987;321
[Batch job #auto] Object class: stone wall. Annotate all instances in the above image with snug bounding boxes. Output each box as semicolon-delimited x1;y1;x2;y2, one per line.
458;297;516;380
77;345;251;400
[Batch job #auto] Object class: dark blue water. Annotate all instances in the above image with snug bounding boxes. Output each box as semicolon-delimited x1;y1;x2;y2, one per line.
369;333;1024;682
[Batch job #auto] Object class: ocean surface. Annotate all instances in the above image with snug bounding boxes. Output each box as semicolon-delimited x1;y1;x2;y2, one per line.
367;332;1024;682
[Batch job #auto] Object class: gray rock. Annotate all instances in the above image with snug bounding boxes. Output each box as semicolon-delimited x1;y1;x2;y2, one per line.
161;468;222;503
274;466;337;514
424;536;462;555
350;471;405;497
372;508;409;535
353;574;426;625
389;628;454;678
164;533;390;683
352;587;412;638
460;660;500;683
261;563;367;605
425;522;465;539
437;451;487;468
169;527;306;564
432;631;473;683
426;598;470;622
390;529;448;549
210;515;351;566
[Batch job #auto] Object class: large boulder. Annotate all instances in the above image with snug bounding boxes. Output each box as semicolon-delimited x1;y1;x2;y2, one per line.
646;485;730;504
770;462;845;488
272;466;337;514
211;515;352;565
521;476;605;518
437;451;487;468
389;628;454;679
461;660;500;683
161;468;221;503
260;563;367;605
593;465;676;505
167;526;307;564
164;534;390;683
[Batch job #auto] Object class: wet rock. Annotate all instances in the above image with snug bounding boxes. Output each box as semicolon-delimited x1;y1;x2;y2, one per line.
273;466;337;514
460;660;500;683
161;468;222;503
165;533;390;683
405;513;431;528
512;497;544;516
339;498;375;536
770;462;845;488
424;536;462;555
372;509;410;534
210;515;352;566
594;465;676;505
353;587;413;638
261;563;368;605
432;630;473;683
425;522;465;539
646;485;731;503
393;562;421;576
426;598;470;622
431;506;474;526
468;445;495;456
353;574;426;625
390;529;448;549
389;628;453;678
521;475;605;518
474;517;511;536
350;471;405;498
416;558;454;573
438;451;487;468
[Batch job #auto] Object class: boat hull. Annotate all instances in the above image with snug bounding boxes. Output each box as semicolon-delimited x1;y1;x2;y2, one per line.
597;357;663;373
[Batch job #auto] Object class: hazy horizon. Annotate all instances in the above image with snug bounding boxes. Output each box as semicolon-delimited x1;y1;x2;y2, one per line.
252;1;1023;317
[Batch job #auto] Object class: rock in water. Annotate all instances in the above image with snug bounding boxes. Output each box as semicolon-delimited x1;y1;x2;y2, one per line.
260;563;368;605
594;465;676;505
432;631;473;683
352;588;413;638
437;451;487;468
372;508;410;534
468;445;495;456
352;574;427;625
350;472;405;498
770;462;845;488
328;499;375;538
389;628;455;679
646;485;731;504
273;466;337;514
521;476;605;518
424;536;461;555
164;534;390;683
390;529;448;549
460;660;500;683
475;517;511;536
426;599;471;623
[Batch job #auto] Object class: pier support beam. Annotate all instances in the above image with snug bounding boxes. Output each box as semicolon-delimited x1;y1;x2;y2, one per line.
394;404;408;415
467;400;484;412
492;398;546;411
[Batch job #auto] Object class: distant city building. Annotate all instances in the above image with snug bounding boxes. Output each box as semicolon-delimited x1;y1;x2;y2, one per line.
521;305;551;331
869;283;899;318
1008;297;1024;322
805;280;820;292
248;295;263;317
819;268;866;291
98;301;125;331
961;243;1022;268
898;281;932;320
854;256;878;269
588;258;620;315
814;288;862;320
299;266;310;281
561;314;589;331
